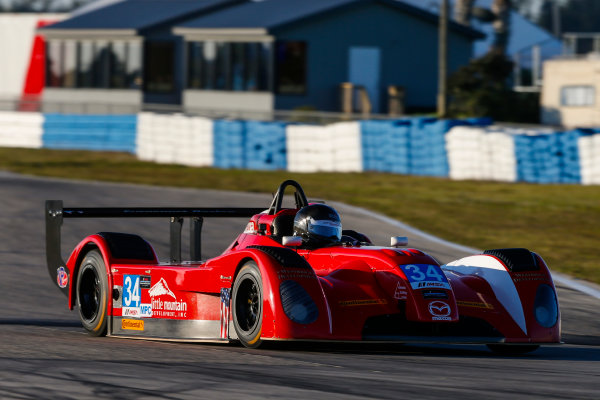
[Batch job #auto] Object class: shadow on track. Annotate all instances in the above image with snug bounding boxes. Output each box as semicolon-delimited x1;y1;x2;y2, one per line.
0;318;81;328
236;340;600;361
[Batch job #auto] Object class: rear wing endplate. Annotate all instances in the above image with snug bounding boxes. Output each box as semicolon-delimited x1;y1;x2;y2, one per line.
45;200;264;296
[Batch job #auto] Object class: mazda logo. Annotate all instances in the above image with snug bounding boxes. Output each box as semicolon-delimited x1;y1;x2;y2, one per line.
428;301;451;317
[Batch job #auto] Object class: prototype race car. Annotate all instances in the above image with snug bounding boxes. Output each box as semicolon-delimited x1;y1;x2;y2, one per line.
45;180;560;353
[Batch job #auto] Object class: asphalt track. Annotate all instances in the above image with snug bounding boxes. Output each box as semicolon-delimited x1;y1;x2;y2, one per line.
1;171;599;399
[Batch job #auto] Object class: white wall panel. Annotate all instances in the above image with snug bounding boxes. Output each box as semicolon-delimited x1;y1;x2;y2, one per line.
287;125;333;172
0;14;65;98
579;133;600;185
0;111;43;148
330;121;363;172
446;126;517;182
136;112;213;167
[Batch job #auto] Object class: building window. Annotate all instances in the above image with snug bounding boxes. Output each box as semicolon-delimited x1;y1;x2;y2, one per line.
94;40;110;88
561;85;595;106
144;41;174;93
186;41;271;92
110;41;127;88
214;42;229;90
46;40;62;87
275;41;307;95
78;41;94;88
231;42;246;91
63;41;77;88
188;42;204;89
126;41;142;89
45;39;142;90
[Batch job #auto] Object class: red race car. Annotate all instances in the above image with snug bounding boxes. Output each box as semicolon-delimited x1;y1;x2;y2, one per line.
45;180;560;353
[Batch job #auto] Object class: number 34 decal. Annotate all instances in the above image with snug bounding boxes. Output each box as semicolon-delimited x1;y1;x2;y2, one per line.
399;264;451;290
123;275;141;307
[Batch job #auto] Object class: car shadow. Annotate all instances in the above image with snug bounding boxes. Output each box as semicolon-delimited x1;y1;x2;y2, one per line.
251;340;600;361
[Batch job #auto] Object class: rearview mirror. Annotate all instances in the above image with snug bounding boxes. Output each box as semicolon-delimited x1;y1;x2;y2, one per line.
282;236;303;247
391;236;408;247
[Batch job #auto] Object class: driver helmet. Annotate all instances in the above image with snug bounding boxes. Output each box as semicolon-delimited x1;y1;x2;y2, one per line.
293;204;342;247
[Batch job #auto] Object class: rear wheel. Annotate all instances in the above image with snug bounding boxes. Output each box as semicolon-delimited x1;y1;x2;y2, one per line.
487;344;539;355
232;261;263;348
76;250;108;336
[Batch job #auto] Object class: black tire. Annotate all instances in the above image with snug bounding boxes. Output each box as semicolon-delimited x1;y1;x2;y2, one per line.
232;261;263;348
76;250;108;336
483;248;538;272
487;344;540;355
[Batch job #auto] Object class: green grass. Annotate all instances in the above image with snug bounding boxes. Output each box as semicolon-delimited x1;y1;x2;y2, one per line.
2;147;599;284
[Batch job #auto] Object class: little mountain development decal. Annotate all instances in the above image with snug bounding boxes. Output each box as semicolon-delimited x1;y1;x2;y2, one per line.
150;278;188;318
149;278;176;299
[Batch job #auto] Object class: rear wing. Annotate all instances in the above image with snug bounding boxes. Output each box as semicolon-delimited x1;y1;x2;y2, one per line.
45;200;264;297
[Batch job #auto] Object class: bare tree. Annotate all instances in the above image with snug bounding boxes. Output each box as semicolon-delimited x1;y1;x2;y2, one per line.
490;0;512;54
455;0;476;26
455;0;513;55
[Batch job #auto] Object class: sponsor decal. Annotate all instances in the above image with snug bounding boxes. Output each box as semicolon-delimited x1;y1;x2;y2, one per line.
428;300;451;321
393;281;408;300
243;222;256;234
276;269;314;280
220;275;232;281
149;278;187;318
140;303;153;317
56;266;68;288
148;277;176;299
339;299;388;307
456;300;494;310
122;319;144;331
512;272;547;283
220;288;231;339
122;275;141;317
400;264;451;290
140;275;152;289
122;307;140;317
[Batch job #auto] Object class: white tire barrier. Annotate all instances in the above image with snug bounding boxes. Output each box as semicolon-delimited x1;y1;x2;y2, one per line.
0;111;43;148
1;110;599;185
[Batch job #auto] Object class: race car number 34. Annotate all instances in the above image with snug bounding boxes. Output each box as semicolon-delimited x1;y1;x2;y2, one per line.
123;275;141;307
399;264;451;290
122;275;142;317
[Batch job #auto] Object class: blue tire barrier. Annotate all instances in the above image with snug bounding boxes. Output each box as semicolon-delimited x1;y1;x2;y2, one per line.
42;114;137;153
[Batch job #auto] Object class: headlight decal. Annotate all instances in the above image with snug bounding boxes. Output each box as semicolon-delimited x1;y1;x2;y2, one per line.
279;280;318;325
534;284;559;328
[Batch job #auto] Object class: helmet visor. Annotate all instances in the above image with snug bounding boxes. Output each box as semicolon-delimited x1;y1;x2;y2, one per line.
308;219;342;241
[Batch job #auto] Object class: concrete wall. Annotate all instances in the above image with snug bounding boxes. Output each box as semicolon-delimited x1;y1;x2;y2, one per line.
183;90;274;114
42;88;142;114
541;58;600;127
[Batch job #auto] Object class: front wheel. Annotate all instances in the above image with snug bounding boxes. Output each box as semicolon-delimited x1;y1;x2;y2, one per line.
487;344;540;355
232;261;263;348
76;250;108;336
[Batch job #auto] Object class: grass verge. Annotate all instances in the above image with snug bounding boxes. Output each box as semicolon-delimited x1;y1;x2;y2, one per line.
1;147;599;284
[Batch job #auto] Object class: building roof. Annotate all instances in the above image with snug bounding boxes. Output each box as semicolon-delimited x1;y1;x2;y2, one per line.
401;0;562;58
41;0;242;33
175;0;483;39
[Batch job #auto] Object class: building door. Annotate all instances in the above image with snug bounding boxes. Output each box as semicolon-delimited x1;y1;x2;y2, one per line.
143;41;178;105
348;47;381;113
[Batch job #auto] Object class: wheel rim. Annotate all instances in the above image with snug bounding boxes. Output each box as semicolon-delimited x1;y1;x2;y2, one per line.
235;277;260;332
79;265;101;322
